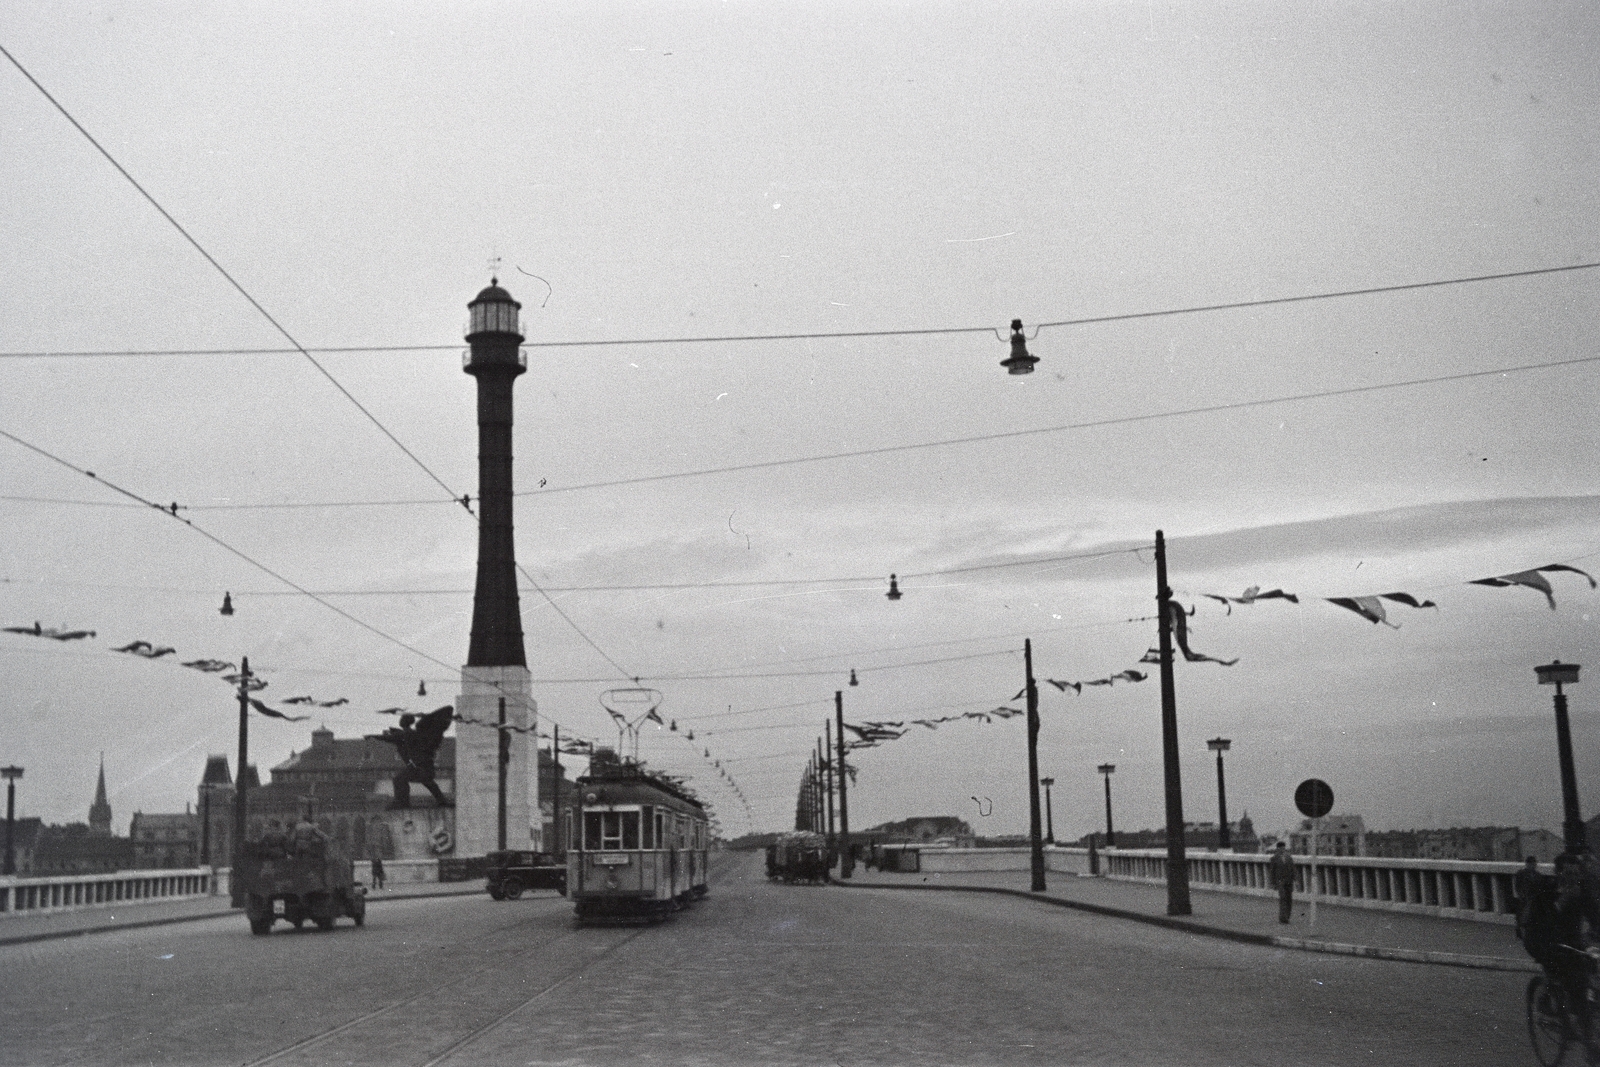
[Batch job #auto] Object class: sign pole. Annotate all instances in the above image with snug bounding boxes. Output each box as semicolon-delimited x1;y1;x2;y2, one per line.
1309;814;1320;931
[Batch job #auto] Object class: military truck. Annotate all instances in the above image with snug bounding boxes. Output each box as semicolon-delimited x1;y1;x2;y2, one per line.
237;837;366;934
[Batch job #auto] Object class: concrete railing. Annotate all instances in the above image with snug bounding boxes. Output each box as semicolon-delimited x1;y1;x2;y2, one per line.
905;845;1524;925
0;868;217;917
1101;847;1523;925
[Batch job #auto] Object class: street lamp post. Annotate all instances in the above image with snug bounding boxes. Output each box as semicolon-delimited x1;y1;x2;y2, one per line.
1040;777;1056;844
1098;764;1116;847
1536;660;1586;853
1207;738;1232;850
2;766;22;875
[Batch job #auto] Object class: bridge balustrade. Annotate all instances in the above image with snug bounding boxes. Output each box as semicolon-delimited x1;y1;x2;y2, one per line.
0;868;216;917
1099;848;1520;925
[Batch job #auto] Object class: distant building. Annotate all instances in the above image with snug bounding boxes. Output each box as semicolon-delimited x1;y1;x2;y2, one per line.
862;816;976;848
1365;826;1561;862
193;725;577;865
1071;815;1260;852
3;816;43;874
129;810;199;869
1290;814;1365;857
28;823;133;874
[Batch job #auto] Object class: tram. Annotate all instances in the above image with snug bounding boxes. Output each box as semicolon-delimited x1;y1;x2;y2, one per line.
567;749;710;922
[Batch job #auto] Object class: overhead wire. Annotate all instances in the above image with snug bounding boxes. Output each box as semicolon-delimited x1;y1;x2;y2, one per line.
0;41;463;509
0;425;611;742
0;41;641;690
4;260;1595;360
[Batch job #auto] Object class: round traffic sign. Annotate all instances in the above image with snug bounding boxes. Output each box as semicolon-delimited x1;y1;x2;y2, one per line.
1295;778;1334;819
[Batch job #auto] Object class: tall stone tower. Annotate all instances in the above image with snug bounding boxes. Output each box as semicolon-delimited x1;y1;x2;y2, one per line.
455;280;538;856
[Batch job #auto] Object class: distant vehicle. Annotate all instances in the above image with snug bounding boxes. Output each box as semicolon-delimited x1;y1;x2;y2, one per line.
768;831;831;884
486;850;567;900
237;837;365;935
567;749;709;923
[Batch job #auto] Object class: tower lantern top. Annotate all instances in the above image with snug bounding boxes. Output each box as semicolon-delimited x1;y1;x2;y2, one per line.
465;278;523;341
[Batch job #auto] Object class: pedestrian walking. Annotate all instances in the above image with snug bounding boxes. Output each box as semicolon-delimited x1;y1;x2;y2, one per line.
1268;840;1297;924
370;855;386;890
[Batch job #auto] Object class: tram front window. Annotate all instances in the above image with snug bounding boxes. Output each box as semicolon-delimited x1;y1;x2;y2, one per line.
584;811;642;850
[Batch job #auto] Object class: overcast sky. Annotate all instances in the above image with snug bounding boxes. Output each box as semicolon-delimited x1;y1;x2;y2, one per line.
2;1;1597;845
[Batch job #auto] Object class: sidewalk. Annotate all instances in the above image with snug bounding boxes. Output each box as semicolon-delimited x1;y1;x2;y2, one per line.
0;880;488;948
835;868;1537;972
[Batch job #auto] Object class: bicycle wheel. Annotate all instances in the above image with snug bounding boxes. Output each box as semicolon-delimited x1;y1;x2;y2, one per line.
1528;974;1572;1067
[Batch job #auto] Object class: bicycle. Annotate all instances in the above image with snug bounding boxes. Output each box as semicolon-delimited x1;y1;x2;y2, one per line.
1527;943;1600;1066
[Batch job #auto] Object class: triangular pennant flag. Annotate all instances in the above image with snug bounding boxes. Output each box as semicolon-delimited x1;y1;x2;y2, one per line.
1379;592;1437;610
1047;679;1082;694
645;708;664;725
1140;648;1162;665
1471;564;1595;610
1168;601;1239;664
1327;596;1397;628
249;698;309;722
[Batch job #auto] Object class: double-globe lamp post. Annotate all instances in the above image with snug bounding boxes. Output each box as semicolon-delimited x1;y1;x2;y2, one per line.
2;765;21;875
1098;763;1116;847
1207;737;1232;850
1536;660;1586;854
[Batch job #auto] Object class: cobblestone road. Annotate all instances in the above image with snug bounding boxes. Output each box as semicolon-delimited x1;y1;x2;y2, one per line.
0;854;1531;1066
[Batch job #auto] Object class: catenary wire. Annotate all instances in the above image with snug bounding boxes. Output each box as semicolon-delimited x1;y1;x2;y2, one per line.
0;43;642;689
0;42;465;509
0;425;612;739
3;261;1594;359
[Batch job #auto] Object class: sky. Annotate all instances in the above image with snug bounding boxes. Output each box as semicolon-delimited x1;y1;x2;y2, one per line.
1;1;1597;846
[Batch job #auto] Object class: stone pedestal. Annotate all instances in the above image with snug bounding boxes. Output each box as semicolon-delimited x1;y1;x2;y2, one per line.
454;665;538;857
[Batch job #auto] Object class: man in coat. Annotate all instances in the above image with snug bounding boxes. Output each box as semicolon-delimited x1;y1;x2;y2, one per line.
1268;840;1298;924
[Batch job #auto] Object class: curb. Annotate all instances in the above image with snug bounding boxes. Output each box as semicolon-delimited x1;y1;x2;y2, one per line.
834;878;1537;972
0;884;492;948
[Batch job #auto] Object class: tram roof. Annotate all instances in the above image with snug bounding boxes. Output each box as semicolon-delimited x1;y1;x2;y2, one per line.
577;763;705;816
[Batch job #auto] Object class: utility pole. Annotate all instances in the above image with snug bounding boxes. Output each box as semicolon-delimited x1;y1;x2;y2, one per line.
836;690;852;877
823;726;835;848
1155;531;1192;916
231;657;251;907
497;696;509;852
1025;638;1046;892
552;722;562;855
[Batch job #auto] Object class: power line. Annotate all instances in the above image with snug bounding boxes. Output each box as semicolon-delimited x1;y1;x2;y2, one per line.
4;261;1595;360
0;425;601;738
516;352;1600;497
6;350;1591;516
0;41;464;508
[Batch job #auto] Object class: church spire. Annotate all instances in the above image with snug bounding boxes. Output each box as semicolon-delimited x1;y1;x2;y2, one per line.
89;753;112;834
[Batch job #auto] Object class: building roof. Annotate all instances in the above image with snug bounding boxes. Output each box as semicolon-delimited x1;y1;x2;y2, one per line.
201;755;232;786
273;735;455;775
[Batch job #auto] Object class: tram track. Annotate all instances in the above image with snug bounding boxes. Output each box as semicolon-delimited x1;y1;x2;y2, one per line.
238;859;738;1067
237;918;618;1067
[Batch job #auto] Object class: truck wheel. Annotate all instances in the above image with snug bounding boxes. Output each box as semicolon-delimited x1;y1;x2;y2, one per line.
502;877;524;900
488;886;506;901
249;917;273;935
315;914;336;931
